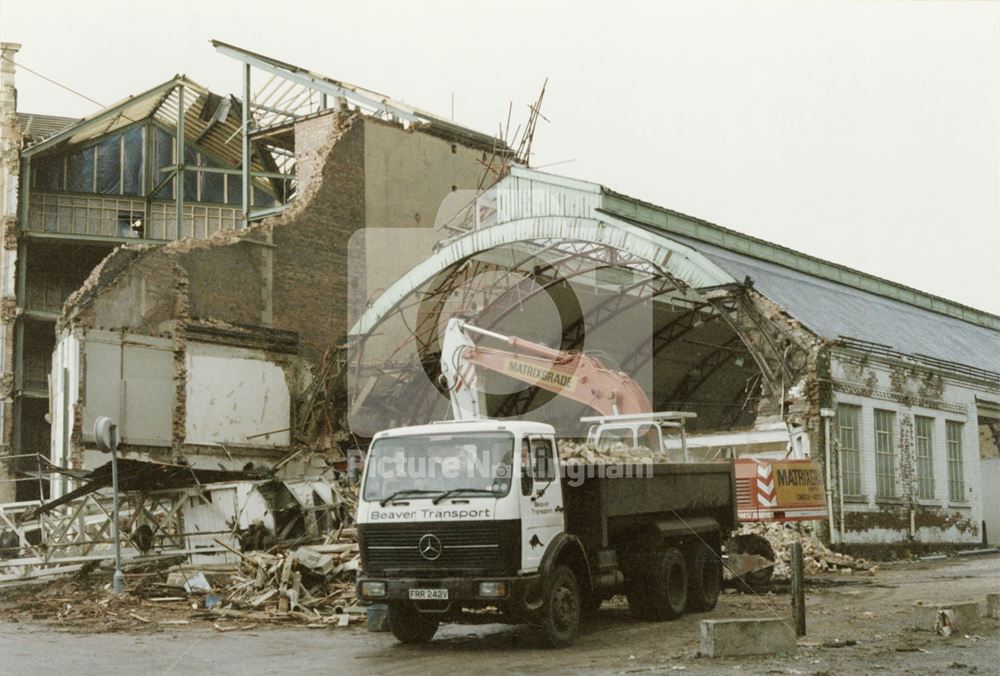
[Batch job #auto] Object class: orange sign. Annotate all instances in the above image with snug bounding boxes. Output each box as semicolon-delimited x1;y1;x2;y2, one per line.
772;461;825;507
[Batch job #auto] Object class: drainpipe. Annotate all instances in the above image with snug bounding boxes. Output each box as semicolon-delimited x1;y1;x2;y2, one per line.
820;408;837;544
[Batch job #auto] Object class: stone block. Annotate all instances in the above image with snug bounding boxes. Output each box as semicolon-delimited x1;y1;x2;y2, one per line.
699;618;797;658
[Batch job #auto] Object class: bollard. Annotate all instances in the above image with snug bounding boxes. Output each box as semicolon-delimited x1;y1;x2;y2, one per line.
790;542;806;636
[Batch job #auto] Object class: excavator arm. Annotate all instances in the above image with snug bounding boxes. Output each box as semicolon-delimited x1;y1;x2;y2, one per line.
440;318;652;419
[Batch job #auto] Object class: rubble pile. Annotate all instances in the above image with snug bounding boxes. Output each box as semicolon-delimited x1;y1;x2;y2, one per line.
0;481;365;631
740;522;877;578
558;440;673;465
219;532;361;626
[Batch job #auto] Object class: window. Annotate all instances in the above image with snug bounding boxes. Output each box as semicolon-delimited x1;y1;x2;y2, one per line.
122;126;144;196
117;210;144;238
152;127;174;199
95;135;122;194
914;416;935;500
67;146;95;193
836;404;862;496
531;437;556;481
874;409;896;498
946;421;965;502
33;155;64;191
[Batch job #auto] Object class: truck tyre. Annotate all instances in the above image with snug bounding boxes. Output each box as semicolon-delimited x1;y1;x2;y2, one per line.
537;564;581;648
388;602;438;644
685;543;722;612
728;533;775;592
647;546;688;621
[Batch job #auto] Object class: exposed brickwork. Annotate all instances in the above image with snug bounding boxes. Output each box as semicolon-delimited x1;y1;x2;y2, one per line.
58;111;491;460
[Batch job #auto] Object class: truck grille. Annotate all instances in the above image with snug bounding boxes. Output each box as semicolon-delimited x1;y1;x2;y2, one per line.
360;521;517;577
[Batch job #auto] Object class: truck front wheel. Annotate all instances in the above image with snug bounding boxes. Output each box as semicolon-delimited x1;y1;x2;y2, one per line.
537;564;581;648
388;602;438;644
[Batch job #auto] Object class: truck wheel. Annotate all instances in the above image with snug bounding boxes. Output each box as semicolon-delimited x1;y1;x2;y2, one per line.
537;564;581;647
388;602;438;644
647;546;688;621
728;533;775;592
685;543;722;612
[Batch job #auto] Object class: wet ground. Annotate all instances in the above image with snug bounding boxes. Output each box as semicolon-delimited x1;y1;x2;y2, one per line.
1;554;998;675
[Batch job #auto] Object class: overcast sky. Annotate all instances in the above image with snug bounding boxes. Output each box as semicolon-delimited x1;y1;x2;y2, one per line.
2;0;997;314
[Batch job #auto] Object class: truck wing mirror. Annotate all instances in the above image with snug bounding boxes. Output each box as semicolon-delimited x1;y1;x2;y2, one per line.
521;466;533;497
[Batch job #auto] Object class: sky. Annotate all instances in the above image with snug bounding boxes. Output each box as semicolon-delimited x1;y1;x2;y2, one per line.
2;0;998;314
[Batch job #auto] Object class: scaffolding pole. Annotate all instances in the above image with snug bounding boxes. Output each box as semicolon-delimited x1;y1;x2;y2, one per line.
242;62;251;228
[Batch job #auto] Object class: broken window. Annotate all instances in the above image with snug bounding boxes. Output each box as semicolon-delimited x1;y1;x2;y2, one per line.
914;416;935;500
874;409;896;498
946;421;965;502
836;404;862;496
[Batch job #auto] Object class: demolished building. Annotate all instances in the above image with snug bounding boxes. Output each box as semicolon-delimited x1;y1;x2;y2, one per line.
1;41;509;502
348;168;1000;550
3;39;998;554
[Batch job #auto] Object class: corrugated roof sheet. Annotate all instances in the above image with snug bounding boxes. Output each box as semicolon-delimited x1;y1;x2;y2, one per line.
20;76;270;174
676;236;1000;375
15;112;78;142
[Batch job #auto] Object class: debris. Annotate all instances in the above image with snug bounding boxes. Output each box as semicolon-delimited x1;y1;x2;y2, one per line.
734;522;875;579
937;610;956;637
557;441;672;465
129;611;152;624
183;572;212;593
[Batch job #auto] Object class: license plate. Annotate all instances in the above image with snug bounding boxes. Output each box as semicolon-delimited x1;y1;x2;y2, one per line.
408;588;448;600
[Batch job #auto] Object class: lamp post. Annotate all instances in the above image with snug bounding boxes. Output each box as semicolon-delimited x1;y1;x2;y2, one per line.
94;416;125;594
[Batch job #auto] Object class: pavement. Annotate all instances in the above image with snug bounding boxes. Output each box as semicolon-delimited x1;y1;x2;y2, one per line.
1;555;998;675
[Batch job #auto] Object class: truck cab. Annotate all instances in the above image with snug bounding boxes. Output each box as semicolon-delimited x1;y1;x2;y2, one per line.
356;419;571;644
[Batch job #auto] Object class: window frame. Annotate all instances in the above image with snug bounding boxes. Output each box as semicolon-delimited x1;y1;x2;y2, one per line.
914;415;935;500
836;404;863;497
873;409;896;499
946;420;965;502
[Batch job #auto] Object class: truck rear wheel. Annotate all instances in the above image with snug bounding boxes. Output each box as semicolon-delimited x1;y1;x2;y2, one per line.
685;542;722;612
388;602;438;644
648;546;688;621
537;564;581;648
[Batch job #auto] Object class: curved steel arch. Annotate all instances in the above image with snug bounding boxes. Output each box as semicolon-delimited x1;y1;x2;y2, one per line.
349;215;736;339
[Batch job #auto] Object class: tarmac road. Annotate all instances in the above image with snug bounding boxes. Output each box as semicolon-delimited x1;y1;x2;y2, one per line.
1;555;998;675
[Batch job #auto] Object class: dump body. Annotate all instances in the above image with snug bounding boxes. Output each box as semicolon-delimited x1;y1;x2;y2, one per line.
562;462;737;550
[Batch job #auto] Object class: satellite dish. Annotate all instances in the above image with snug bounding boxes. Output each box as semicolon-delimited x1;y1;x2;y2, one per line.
94;416;119;453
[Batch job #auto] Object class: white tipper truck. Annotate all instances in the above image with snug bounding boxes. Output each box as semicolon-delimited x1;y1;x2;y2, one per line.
355;419;737;647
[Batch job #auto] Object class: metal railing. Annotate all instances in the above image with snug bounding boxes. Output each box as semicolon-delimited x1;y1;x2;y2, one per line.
26;192;241;241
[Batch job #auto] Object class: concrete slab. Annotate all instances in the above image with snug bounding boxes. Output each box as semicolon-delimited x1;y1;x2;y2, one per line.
911;600;984;633
699;618;797;658
987;593;999;620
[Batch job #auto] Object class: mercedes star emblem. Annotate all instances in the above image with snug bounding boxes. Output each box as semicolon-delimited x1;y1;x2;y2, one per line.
418;533;443;561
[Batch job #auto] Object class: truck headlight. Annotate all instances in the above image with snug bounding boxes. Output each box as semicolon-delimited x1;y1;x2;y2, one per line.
361;581;387;597
478;581;508;598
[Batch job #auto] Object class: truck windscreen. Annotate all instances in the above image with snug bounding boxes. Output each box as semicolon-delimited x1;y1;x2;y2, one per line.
363;432;515;502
